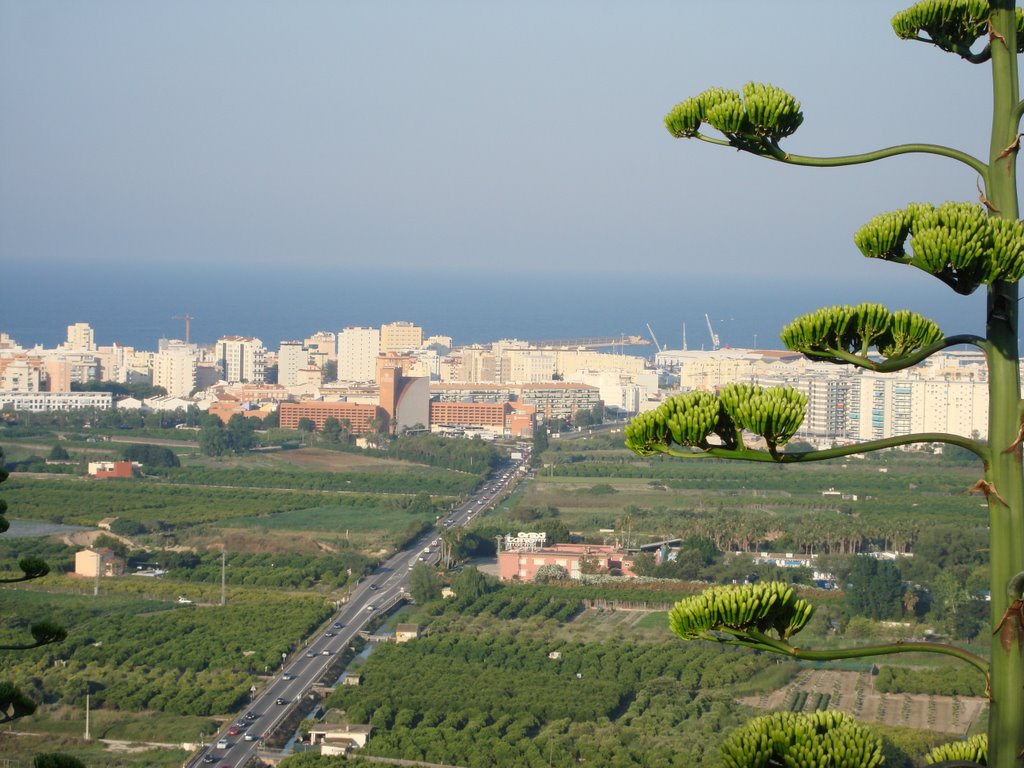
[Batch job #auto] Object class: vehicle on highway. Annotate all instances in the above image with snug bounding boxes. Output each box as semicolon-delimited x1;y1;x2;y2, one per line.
244;733;259;741
216;739;229;749
305;651;315;657
244;711;259;720
282;673;295;681
227;727;239;736
365;604;375;612
322;649;331;655
324;631;335;637
332;621;343;628
275;697;288;705
202;756;216;764
369;584;378;590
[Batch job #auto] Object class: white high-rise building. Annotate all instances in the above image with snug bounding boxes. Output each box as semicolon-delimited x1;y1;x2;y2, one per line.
216;336;265;384
278;341;310;387
152;343;198;397
337;327;380;382
64;322;96;352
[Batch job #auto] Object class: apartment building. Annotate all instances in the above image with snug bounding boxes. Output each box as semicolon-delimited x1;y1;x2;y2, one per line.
63;322;96;352
337;327;380;382
0;391;113;412
380;321;423;353
216;336;265;384
152;343;199;397
278;341;310;387
431;382;600;422
279;401;385;433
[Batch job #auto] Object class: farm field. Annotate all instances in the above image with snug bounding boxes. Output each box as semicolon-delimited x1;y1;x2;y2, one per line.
742;668;987;736
1;426;996;767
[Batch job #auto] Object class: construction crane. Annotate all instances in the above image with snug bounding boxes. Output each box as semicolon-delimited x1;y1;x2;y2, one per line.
645;323;664;353
705;314;721;351
172;314;194;344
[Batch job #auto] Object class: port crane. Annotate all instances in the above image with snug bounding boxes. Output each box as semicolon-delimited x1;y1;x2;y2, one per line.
705;314;721;351
645;323;664;353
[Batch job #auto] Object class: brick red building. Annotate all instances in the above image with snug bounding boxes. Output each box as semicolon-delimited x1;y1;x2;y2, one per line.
279;401;385;433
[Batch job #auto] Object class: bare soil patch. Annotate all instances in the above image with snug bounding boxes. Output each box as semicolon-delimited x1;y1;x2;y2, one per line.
740;669;986;736
262;447;417;473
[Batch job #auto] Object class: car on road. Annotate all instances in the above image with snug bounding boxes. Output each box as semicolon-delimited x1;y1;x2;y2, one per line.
244;733;259;741
202;756;216;764
321;649;331;656
216;739;229;749
324;631;335;637
365;604;375;612
305;651;316;657
369;584;378;590
227;728;239;736
244;711;259;720
275;697;288;705
332;621;343;628
282;673;295;681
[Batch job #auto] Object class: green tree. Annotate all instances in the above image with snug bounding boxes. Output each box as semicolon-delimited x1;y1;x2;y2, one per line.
120;442;180;468
847;557;904;621
321;417;342;443
406;491;435;517
0;449;67;726
46;444;69;461
624;4;1024;764
451;566;493;602
198;421;228;457
534;564;570;583
226;413;257;453
408;563;442;604
33;755;87;768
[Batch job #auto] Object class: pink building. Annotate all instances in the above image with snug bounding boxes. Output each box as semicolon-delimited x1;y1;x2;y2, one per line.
498;540;637;582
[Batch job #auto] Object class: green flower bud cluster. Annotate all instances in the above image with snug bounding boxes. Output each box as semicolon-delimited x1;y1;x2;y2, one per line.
854;202;1024;294
780;303;944;362
624;391;720;455
720;710;884;768
664;82;803;150
892;0;1024;56
667;581;814;642
924;733;987;764
624;385;807;456
719;382;808;450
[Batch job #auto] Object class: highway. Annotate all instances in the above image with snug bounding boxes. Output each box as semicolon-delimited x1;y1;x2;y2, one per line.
188;456;527;768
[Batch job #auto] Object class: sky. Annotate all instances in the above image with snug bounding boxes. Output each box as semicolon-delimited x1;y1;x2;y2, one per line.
0;1;1006;346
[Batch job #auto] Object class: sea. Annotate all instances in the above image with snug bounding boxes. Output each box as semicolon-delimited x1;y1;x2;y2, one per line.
6;262;988;355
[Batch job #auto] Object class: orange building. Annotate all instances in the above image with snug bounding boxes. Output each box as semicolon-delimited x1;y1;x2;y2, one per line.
279;401;385;433
378;365;429;433
87;461;137;479
429;400;509;430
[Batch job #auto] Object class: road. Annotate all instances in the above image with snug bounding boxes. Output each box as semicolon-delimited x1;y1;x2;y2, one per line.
188;456;527;768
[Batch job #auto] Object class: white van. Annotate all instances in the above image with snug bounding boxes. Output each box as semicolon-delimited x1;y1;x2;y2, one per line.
216;738;229;749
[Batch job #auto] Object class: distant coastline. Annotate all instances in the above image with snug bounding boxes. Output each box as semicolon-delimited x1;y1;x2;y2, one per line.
12;263;986;353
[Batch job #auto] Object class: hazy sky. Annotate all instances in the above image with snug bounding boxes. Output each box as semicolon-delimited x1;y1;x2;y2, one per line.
0;1;999;284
